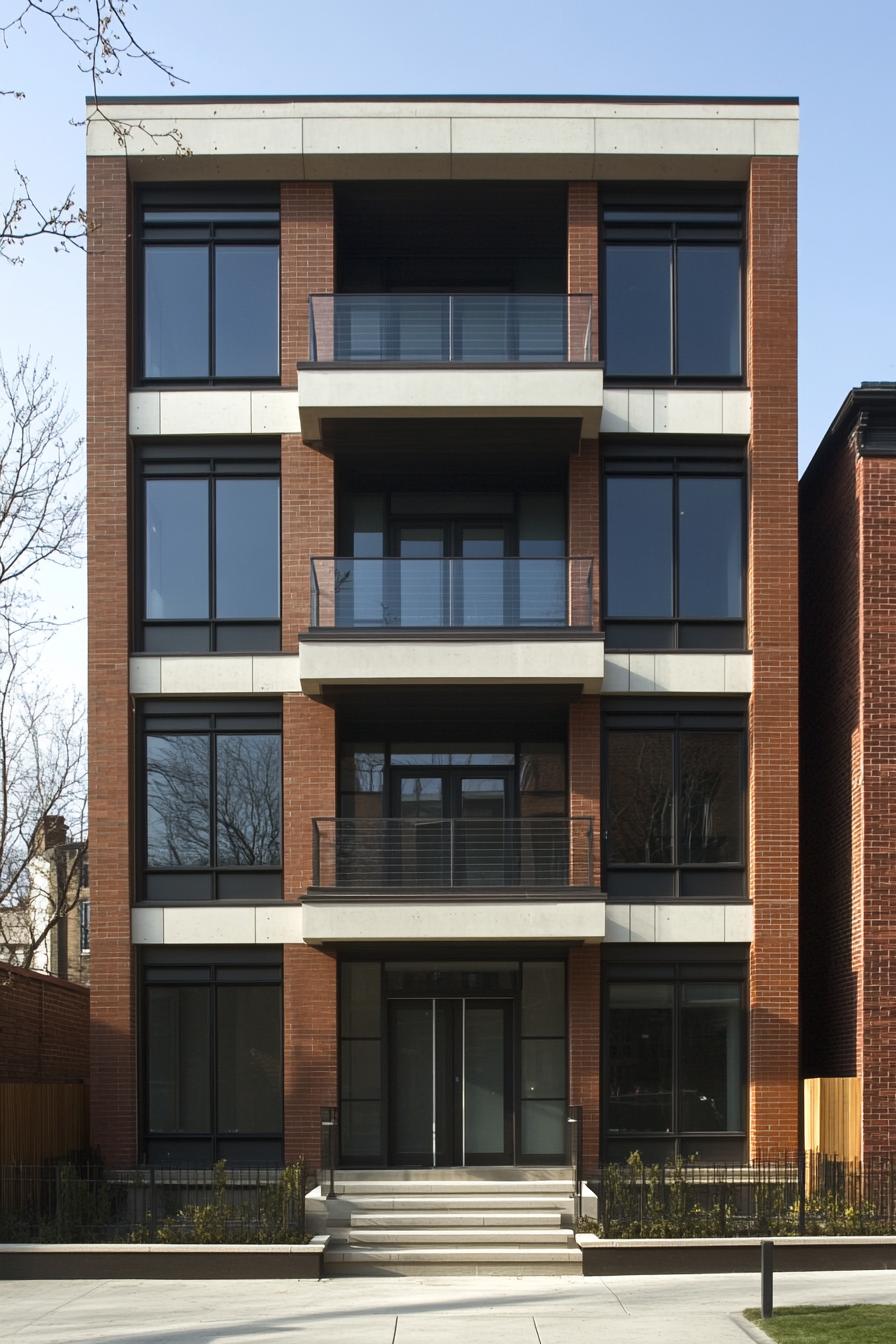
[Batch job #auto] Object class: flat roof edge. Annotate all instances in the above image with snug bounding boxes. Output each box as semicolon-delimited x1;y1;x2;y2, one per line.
85;93;800;107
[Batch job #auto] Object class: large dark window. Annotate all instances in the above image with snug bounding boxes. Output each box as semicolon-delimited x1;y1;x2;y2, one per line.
142;701;282;902
140;188;279;383
604;957;746;1163
604;705;746;900
143;950;282;1165
139;444;280;652
603;445;745;649
602;195;743;382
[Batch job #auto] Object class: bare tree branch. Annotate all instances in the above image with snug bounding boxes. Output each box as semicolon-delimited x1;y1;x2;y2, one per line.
0;0;189;260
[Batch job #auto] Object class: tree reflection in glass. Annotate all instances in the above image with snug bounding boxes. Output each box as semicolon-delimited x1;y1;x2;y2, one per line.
216;734;281;866
147;734;210;867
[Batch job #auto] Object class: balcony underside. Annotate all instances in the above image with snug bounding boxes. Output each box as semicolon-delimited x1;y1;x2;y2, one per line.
297;365;604;443
298;631;604;695
301;891;606;944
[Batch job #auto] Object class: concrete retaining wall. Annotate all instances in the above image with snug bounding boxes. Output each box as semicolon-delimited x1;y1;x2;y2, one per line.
0;1237;329;1279
577;1234;896;1275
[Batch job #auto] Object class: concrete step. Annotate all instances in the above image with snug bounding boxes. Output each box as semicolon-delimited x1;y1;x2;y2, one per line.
343;1227;576;1247
334;1179;573;1195
350;1210;563;1228
324;1245;583;1277
334;1167;573;1182
337;1194;573;1211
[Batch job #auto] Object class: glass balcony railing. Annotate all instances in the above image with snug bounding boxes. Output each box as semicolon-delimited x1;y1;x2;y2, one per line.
311;817;595;890
310;557;594;630
307;293;594;363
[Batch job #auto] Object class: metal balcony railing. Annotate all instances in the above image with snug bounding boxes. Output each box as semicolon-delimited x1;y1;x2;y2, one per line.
311;817;595;891
309;557;594;630
307;293;594;363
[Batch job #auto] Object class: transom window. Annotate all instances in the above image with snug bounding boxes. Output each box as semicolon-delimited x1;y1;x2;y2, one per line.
141;701;282;903
604;958;746;1163
603;445;745;649
602;194;744;382
139;188;280;383
139;443;280;653
604;704;746;901
143;950;283;1166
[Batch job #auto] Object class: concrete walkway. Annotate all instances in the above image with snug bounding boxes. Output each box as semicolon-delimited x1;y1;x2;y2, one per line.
1;1269;895;1343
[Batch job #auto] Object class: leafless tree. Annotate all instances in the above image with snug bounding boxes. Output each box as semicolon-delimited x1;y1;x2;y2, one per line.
1;0;187;261
0;353;83;628
0;626;85;969
0;353;86;968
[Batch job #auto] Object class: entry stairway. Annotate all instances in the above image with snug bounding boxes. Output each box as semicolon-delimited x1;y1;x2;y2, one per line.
316;1168;583;1275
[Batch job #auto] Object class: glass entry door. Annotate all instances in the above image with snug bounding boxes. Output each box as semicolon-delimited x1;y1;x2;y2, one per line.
387;997;513;1166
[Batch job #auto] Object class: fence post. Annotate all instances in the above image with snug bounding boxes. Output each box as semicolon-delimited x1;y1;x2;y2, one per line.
760;1240;774;1318
797;1148;806;1235
55;1164;63;1241
148;1166;156;1243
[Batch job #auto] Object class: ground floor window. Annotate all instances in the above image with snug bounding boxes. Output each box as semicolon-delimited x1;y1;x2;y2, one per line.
339;956;567;1167
603;956;746;1163
142;948;283;1165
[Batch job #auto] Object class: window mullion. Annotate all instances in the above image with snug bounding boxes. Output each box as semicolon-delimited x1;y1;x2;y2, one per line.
209;729;217;888
670;238;678;381
208;240;216;380
209;979;218;1159
209;476;217;644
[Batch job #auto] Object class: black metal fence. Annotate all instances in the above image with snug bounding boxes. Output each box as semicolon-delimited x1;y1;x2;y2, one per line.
585;1153;896;1237
0;1159;306;1244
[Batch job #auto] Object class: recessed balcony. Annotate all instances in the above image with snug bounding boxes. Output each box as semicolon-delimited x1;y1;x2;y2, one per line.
302;816;604;943
297;293;603;441
299;556;603;694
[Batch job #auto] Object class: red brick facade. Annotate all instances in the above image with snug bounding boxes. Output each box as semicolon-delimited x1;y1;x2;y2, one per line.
801;393;896;1156
86;109;800;1173
0;963;90;1083
745;158;800;1157
86;157;136;1166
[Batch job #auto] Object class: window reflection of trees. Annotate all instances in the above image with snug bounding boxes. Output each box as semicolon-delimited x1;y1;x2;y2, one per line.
147;733;281;868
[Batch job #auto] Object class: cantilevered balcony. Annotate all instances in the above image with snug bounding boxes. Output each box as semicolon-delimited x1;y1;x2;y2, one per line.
297;293;603;441
302;816;604;943
299;557;604;694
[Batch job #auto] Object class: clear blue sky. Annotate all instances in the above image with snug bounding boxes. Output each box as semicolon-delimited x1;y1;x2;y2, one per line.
1;0;893;691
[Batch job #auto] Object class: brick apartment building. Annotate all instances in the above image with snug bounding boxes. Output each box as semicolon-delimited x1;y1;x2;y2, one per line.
86;96;799;1177
801;383;896;1157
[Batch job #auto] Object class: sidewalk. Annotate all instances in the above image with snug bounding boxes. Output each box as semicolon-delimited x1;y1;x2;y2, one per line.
1;1269;895;1343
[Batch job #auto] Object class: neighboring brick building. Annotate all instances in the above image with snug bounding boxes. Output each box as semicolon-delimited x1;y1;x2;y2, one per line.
800;383;896;1157
1;818;90;986
86;95;799;1176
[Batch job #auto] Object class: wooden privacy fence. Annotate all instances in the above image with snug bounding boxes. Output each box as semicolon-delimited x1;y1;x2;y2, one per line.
0;1083;88;1165
804;1076;861;1161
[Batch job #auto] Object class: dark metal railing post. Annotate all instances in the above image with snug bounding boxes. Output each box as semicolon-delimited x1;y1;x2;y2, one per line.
148;1165;156;1243
312;821;320;887
797;1148;806;1235
320;1106;338;1200
760;1239;774;1318
309;297;316;361
568;1105;583;1224
449;818;455;887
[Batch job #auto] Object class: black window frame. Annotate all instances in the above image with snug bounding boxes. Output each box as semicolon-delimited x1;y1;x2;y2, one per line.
137;185;281;387
139;699;283;903
602;441;747;651
600;186;746;387
140;946;283;1166
602;699;747;901
602;949;748;1163
78;900;90;955
136;441;282;654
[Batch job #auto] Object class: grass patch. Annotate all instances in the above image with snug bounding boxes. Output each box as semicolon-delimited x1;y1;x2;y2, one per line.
744;1304;896;1342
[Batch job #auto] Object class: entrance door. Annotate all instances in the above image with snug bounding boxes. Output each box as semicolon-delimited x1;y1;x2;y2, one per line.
387;998;513;1166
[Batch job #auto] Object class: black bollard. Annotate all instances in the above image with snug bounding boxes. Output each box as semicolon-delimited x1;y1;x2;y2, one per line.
760;1239;774;1319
